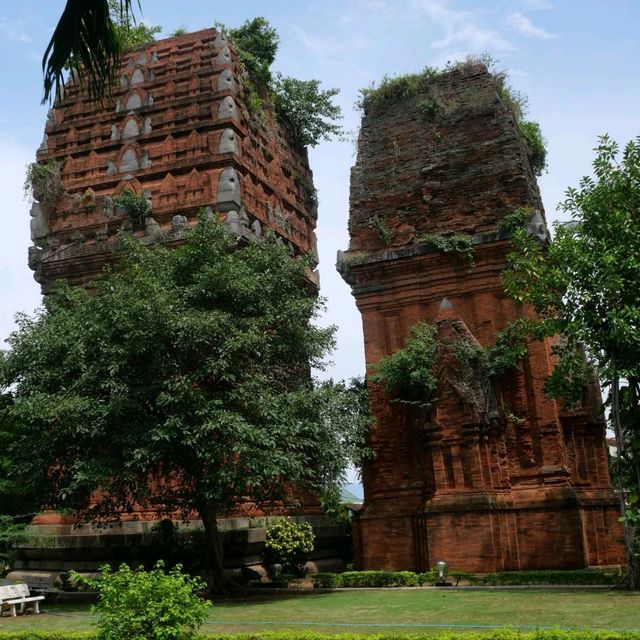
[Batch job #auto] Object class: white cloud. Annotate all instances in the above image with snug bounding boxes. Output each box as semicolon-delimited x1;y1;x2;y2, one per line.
507;12;557;39
521;0;554;9
0;17;32;43
290;24;367;59
0;139;42;348
412;0;514;52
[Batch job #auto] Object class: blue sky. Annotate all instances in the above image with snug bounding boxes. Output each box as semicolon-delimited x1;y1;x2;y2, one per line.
0;0;639;386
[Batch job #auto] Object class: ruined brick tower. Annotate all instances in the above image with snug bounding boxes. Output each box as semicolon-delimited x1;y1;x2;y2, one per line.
15;29;333;586
338;63;624;571
30;28;318;293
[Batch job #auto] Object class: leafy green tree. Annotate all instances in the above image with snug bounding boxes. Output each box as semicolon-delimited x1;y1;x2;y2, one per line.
227;17;279;86
503;134;640;588
271;74;343;148
0;217;367;591
107;0;160;50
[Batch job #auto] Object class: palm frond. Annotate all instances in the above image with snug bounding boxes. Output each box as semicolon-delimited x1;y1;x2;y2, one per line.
42;0;141;105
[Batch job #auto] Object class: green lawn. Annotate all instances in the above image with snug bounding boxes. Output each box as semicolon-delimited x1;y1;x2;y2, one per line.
1;589;640;635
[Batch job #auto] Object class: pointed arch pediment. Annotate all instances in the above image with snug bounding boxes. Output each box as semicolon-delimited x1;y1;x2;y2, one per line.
118;145;140;173
115;177;143;195
161;172;177;193
125;90;144;111
122;114;141;140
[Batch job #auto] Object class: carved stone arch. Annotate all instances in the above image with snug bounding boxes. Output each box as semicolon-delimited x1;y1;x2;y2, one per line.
90;122;102;141
186;129;201;150
161;172;177;193
164;107;176;124
88;151;101;177
185;168;204;201
118;145;140;173
66;127;78;143
130;67;145;86
122;114;142;140
165;80;176;97
125;90;144;111
162;135;176;161
188;76;199;94
115;177;143;195
62;154;75;177
159;172;178;206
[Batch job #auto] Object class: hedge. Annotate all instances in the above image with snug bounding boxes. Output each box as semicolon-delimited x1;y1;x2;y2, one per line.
1;632;640;640
311;569;618;589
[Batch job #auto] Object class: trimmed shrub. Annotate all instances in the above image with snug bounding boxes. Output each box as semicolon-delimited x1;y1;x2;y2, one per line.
1;630;640;640
74;561;209;640
264;518;314;571
311;569;616;589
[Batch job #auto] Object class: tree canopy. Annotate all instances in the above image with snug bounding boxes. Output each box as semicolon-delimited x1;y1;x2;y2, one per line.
503;134;640;587
0;218;369;591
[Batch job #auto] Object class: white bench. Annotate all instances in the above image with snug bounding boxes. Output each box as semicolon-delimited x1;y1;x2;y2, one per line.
0;583;45;616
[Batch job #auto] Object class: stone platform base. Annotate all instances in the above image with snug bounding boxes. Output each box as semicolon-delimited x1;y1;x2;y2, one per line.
9;514;346;591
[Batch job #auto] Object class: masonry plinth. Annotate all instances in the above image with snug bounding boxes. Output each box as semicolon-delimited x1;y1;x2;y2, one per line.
339;63;624;572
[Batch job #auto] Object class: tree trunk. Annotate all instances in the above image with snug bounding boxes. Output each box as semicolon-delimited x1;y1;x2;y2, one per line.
198;505;225;594
610;356;639;589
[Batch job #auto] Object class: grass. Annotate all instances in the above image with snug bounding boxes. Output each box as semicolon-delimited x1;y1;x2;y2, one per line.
1;590;640;635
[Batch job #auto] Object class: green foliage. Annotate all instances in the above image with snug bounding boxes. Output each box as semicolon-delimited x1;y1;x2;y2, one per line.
107;0;161;50
264;518;314;569
486;318;542;377
0;515;27;572
170;27;187;37
371;319;531;407
419;233;475;267
219;18;342;147
0;635;94;640
113;189;150;224
75;561;209;640
271;74;343;148
470;569;618;586
370;322;439;408
312;568;616;589
227;17;279;87
24;160;63;210
357;67;440;110
496;207;534;235
4;633;640;640
368;215;392;246
518;121;548;176
0;216;365;591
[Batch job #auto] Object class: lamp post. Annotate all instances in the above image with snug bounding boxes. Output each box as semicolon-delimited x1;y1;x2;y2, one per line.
434;560;450;586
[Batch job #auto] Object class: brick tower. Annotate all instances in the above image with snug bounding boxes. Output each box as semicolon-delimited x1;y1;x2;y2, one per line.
338;63;624;571
15;29;337;587
29;28;318;293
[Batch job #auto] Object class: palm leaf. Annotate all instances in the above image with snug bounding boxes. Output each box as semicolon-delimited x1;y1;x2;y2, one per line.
42;0;141;105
